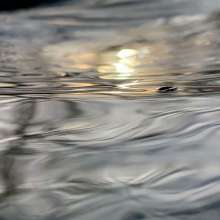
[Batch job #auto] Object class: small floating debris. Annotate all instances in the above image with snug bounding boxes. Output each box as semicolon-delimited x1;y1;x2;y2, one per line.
158;86;178;93
62;72;72;77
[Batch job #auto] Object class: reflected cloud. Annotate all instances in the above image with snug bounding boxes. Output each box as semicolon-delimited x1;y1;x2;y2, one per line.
41;39;174;96
42;29;174;84
41;14;220;97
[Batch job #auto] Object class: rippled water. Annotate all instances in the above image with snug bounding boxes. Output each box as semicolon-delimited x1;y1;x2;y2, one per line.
1;0;220;219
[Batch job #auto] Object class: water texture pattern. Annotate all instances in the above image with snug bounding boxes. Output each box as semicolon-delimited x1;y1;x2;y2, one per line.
1;0;220;219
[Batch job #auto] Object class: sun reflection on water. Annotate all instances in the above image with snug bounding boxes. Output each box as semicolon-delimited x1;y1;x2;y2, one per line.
97;45;159;80
43;37;171;81
42;38;176;95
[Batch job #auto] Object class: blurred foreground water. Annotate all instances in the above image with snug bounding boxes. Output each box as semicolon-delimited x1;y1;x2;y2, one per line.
1;0;220;219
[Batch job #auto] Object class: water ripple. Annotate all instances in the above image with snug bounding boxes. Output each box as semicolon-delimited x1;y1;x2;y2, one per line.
1;0;220;219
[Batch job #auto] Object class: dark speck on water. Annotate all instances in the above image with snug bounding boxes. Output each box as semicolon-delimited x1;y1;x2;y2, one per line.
1;0;220;220
158;86;178;93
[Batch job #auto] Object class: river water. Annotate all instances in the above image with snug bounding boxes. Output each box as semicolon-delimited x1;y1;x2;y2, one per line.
1;0;220;219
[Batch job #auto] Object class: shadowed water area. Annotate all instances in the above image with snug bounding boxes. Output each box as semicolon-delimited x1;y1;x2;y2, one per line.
1;0;220;219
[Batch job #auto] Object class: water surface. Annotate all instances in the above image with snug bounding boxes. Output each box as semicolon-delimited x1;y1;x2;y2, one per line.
1;0;220;219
